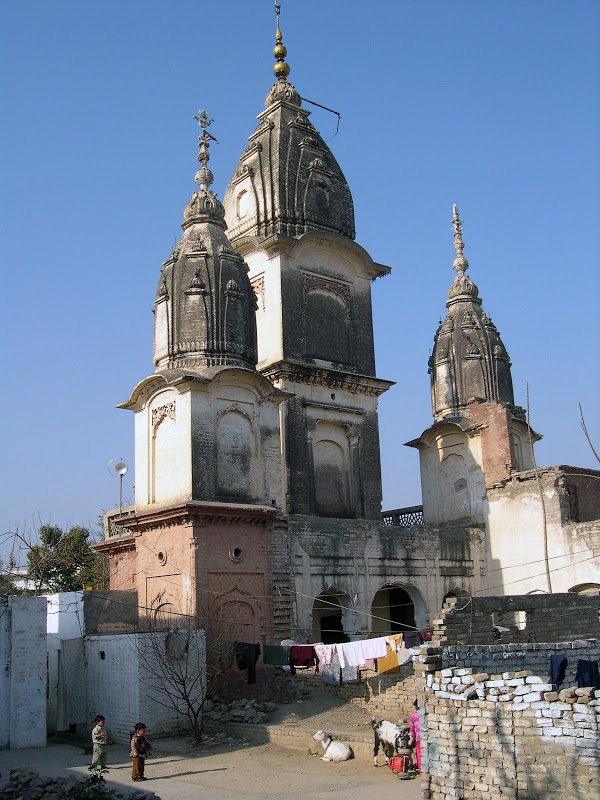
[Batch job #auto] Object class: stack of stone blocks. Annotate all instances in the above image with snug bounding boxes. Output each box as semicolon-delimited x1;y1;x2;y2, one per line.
414;593;600;800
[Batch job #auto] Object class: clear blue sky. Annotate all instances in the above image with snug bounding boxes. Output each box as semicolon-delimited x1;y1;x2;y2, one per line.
1;1;598;563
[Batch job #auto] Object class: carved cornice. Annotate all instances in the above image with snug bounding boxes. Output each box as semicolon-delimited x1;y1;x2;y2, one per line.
103;502;277;538
261;360;394;397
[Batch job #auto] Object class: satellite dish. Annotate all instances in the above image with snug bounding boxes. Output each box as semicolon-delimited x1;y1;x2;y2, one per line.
109;458;129;477
108;458;129;512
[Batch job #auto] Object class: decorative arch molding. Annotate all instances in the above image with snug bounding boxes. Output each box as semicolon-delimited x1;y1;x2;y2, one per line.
216;404;254;427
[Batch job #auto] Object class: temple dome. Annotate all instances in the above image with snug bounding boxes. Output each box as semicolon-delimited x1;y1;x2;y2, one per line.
153;112;257;373
429;207;515;421
223;85;355;243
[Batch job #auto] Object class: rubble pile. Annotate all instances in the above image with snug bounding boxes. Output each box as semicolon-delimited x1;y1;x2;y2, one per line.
0;768;161;800
204;697;276;724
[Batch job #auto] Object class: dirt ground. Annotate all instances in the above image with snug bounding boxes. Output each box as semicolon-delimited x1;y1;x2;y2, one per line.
0;739;422;800
265;687;378;731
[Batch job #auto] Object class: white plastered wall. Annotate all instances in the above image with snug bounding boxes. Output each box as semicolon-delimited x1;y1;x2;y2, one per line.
135;387;192;508
486;485;600;595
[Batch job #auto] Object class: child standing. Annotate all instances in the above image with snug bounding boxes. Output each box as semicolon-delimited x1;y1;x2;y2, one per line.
409;699;421;773
130;722;152;781
90;715;112;771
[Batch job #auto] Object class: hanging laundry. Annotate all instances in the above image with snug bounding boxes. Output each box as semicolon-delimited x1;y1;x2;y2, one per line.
341;665;359;684
549;654;568;688
419;627;434;642
234;642;261;684
575;659;600;689
337;640;365;669
403;630;422;649
386;633;404;653
322;651;342;685
378;642;399;674
262;644;290;667
280;639;298;673
397;645;419;666
360;637;388;660
314;643;335;666
289;644;319;674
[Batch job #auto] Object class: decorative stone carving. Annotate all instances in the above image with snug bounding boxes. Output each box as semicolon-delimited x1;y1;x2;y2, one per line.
265;79;301;107
302;272;351;311
152;401;176;429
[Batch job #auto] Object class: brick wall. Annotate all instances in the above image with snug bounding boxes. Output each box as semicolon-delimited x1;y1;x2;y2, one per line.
282;663;419;723
433;594;600;646
420;657;599;800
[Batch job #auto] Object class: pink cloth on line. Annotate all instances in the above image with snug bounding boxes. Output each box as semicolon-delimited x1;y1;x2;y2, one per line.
360;637;388;660
314;644;335;666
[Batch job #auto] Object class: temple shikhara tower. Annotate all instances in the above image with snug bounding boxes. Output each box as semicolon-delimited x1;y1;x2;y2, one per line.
98;8;600;643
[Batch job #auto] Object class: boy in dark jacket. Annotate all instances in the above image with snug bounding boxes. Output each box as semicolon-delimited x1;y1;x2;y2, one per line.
130;722;152;781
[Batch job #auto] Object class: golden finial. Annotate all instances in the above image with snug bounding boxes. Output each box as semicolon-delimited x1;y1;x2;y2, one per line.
273;1;290;80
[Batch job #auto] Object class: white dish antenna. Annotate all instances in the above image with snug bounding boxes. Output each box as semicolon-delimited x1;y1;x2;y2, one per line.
108;458;129;511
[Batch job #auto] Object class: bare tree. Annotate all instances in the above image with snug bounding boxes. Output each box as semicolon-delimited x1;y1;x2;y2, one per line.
134;614;234;743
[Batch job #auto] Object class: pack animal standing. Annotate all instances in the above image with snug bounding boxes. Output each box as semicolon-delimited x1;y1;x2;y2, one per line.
313;730;353;762
371;719;411;766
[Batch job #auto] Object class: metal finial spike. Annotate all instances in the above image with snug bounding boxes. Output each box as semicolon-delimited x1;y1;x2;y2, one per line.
451;203;469;276
273;0;290;80
193;109;218;189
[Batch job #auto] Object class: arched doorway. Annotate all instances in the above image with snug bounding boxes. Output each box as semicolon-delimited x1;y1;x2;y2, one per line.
371;586;417;636
312;590;353;644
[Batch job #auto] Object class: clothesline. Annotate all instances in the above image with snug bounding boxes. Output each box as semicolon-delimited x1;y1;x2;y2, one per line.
233;629;434;684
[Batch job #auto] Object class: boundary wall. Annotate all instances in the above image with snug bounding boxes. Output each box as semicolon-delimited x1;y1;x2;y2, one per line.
418;645;600;800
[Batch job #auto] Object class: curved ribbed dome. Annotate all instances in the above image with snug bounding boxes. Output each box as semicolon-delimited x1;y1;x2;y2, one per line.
153;114;257;373
429;207;514;421
223;80;355;243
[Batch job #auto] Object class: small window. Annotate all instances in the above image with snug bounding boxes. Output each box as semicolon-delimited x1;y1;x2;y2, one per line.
99;651;106;660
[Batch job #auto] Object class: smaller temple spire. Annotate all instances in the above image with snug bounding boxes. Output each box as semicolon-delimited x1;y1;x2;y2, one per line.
452;204;469;276
273;1;291;80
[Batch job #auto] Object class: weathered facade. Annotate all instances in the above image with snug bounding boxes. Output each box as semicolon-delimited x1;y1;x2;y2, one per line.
98;14;599;646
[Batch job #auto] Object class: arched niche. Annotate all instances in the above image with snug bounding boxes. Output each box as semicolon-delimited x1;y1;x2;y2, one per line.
305;287;350;364
312;589;353;644
216;408;254;502
371;584;426;636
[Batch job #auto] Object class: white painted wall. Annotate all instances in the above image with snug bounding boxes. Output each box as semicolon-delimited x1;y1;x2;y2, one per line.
85;630;206;744
1;596;47;749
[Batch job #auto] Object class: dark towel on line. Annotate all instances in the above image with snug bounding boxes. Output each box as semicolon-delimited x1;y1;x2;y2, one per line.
262;644;290;667
234;642;261;684
341;665;359;684
575;659;600;689
289;645;318;675
549;654;568;688
404;630;422;648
